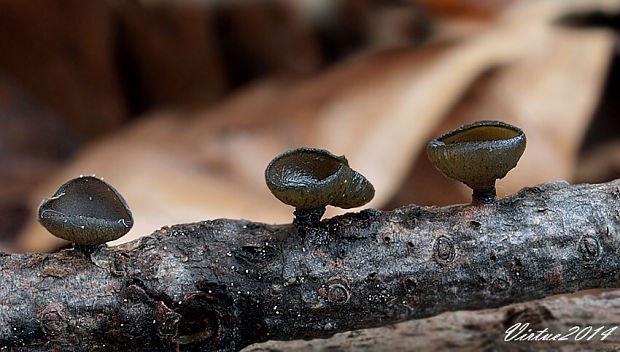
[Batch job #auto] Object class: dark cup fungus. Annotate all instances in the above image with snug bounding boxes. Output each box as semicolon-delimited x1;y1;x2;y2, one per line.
427;120;526;203
265;147;374;235
38;176;133;253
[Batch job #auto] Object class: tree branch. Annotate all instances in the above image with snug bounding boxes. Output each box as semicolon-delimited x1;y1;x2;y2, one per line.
1;180;619;351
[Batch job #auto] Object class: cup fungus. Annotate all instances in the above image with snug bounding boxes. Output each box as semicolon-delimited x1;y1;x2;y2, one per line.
38;176;133;253
427;120;526;203
265;147;374;234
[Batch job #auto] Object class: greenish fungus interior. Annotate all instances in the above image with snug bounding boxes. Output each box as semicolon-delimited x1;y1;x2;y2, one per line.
441;125;520;144
270;151;342;188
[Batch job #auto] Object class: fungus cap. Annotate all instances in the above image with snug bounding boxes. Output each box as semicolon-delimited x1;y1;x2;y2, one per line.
38;176;133;245
427;120;526;193
265;148;374;209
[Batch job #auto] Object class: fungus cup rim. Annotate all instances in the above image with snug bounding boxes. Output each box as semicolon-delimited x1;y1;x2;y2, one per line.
429;120;525;150
265;147;349;196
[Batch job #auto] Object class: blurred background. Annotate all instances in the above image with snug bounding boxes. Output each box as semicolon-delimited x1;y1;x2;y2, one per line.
0;0;618;253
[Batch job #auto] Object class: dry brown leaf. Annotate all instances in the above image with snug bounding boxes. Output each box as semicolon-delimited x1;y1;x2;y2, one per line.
388;25;615;206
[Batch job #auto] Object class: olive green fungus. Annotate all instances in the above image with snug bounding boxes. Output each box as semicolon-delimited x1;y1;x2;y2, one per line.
265;147;374;233
38;175;133;252
427;120;526;203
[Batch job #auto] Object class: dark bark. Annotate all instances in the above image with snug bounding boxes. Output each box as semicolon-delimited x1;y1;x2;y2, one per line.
245;288;620;351
0;179;619;351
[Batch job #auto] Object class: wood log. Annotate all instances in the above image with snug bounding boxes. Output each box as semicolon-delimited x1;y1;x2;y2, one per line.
0;179;619;351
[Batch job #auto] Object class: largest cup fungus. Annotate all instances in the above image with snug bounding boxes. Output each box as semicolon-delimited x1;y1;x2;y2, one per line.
38;175;133;254
265;147;374;235
427;120;526;203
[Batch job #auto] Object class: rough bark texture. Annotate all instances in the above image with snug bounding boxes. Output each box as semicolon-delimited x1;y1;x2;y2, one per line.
245;289;620;351
0;180;619;351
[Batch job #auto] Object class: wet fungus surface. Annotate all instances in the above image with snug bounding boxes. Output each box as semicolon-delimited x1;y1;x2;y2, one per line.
38;176;133;251
427;120;526;203
265;148;374;234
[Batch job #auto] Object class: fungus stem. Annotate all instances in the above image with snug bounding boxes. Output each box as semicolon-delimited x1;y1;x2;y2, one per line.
472;187;496;204
74;243;103;256
293;207;326;237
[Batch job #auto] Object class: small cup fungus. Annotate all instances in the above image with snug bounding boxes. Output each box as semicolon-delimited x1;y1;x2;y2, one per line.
265;147;374;234
427;120;526;203
38;175;133;253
